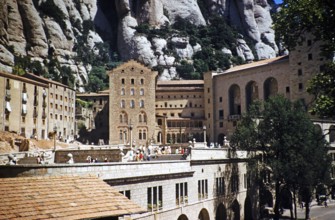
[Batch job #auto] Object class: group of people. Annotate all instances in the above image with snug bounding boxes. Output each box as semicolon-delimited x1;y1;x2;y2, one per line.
86;155;108;163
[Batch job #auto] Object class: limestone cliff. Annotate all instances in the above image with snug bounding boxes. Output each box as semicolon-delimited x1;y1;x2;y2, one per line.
0;0;279;88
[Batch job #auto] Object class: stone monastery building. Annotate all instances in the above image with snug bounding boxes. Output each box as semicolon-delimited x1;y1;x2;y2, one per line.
86;36;333;147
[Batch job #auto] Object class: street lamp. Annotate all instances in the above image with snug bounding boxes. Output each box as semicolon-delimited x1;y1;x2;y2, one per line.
128;122;133;150
53;125;57;151
203;125;207;147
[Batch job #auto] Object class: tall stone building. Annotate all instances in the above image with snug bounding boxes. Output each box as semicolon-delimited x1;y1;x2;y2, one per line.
108;60;157;146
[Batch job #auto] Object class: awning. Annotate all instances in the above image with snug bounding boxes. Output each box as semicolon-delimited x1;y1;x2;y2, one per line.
22;104;27;114
5;102;11;112
22;93;27;102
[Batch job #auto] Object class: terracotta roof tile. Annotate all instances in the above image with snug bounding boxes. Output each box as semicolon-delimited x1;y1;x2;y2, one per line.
0;176;145;219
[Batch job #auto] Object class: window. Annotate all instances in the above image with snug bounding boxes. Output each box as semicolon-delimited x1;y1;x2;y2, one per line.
216;177;225;196
308;53;313;60
219;122;223;128
307;39;312;46
131;79;135;84
130;88;135;95
208;98;210;104
298;69;302;75
121;78;125;84
231;174;239;193
119;190;131;199
121;88;125;95
198;179;208;200
140;79;144;85
130;100;135;108
207;88;210;93
219;110;224;119
147;186;162;211
191;112;194;117
140;100;144;108
286;86;290;93
121;100;125;108
176;182;188;205
140;88;144;96
299;83;303;91
219;97;222;102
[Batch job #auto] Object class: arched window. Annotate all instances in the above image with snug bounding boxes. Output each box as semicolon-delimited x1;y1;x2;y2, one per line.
140;88;144;96
130;100;135;108
264;77;278;100
245;81;258;111
121;78;125;85
140;100;144;108
139;114;142;123
130;88;135;95
121;88;125;96
121;100;125;108
140;79;144;85
120;114;123;123
229;84;241;115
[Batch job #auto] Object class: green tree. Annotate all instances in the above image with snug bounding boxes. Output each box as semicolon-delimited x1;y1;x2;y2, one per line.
273;0;335;118
230;96;331;219
85;66;108;92
307;62;335;119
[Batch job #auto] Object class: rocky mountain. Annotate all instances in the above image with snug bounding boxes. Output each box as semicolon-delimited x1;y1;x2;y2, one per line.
0;0;280;90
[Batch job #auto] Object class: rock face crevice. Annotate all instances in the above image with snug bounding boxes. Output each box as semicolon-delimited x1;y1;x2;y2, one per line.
0;0;279;86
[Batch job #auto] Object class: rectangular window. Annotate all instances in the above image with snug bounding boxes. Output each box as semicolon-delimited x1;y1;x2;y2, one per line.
231;174;239;193
298;69;302;75
286;86;290;93
119;190;131;199
219;97;222;102
219;110;224;119
308;53;313;60
216;177;225;196
219;122;223;128
176;182;188;206
147;186;162;211
299;83;303;91
198;179;208;200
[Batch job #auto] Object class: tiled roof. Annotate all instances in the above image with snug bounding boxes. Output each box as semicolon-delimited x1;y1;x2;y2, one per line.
0;71;48;88
218;55;289;74
0;176;145;220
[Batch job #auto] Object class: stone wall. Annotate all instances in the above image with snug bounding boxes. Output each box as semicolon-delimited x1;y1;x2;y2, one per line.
55;149;121;163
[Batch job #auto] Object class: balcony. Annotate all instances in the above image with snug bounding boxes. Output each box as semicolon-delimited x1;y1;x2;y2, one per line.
228;114;241;121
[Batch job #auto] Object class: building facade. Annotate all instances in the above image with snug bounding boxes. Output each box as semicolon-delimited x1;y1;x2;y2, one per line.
108;60;158;146
76;90;109;144
0;72;75;141
23;73;76;142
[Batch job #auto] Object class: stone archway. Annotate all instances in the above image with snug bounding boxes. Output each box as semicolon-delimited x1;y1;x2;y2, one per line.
216;203;227;220
198;208;210;220
231;199;240;220
246;81;259;110
264;77;278;100
229;84;241;115
177;214;188;220
244;195;253;220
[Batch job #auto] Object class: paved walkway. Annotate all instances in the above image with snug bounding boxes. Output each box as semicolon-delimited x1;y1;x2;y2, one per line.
281;199;335;219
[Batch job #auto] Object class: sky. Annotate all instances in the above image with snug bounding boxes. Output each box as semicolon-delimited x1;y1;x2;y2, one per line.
274;0;283;4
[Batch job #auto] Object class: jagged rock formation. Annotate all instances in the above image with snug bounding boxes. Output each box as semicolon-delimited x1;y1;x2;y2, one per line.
0;0;279;86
